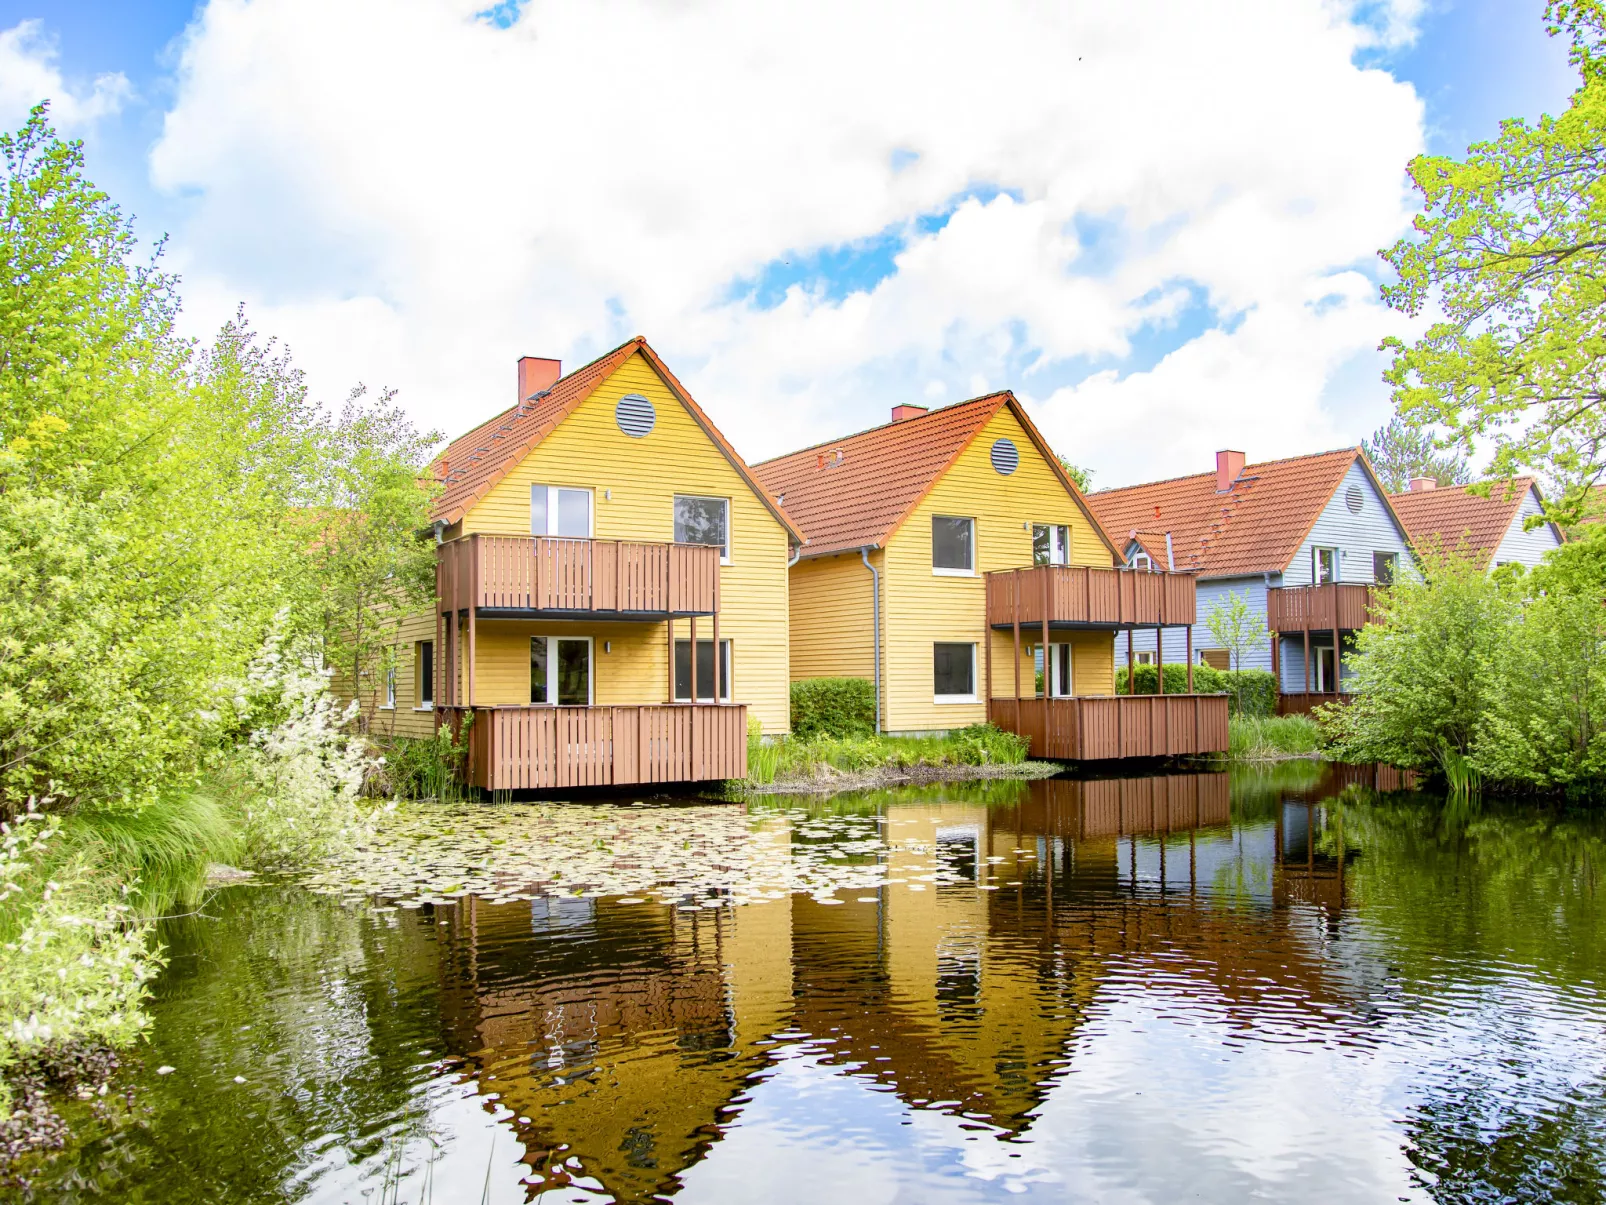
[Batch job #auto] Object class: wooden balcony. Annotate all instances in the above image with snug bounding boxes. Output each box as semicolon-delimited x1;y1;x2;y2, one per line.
447;704;747;791
988;694;1229;760
1275;691;1354;717
986;565;1196;630
1266;583;1376;633
437;534;720;618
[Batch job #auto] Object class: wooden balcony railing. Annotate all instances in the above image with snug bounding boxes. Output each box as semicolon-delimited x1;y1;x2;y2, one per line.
1266;583;1376;632
1275;692;1354;717
437;534;720;617
986;565;1197;629
988;694;1229;760
447;704;747;790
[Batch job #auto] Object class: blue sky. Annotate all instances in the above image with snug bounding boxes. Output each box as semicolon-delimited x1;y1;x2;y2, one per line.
0;0;1582;483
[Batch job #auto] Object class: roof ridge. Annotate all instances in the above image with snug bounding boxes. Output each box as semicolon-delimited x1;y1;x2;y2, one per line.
751;392;1012;468
1089;445;1358;497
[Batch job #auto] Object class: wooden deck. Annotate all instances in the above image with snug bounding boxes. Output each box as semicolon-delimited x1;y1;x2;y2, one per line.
988;694;1229;760
1276;692;1353;717
438;534;721;617
1266;583;1375;632
447;704;747;790
985;565;1197;629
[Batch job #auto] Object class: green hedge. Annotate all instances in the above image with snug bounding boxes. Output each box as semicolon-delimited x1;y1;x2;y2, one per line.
790;677;877;738
1116;664;1277;718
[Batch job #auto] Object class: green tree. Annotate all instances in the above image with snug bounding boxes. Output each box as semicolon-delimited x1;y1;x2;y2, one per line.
1379;2;1606;525
1056;454;1093;492
1361;416;1471;493
1203;591;1268;675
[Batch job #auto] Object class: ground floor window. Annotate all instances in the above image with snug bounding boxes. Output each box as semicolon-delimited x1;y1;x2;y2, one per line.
934;642;977;703
416;640;434;708
1047;643;1073;697
531;636;592;706
674;638;731;702
1199;648;1230;671
382;664;396;710
1135;651;1155;666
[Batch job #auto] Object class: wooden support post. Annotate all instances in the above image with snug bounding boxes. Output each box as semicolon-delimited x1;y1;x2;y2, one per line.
467;539;478;708
1303;625;1311;694
712;569;721;703
666;616;674;702
689;614;697;701
1157;627;1165;695
1185;626;1194;694
1127;626;1135;695
1040;567;1050;701
1271;631;1281;694
1012;569;1022;703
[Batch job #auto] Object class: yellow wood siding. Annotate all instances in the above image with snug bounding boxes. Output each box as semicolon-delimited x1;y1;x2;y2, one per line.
984;628;1114;699
881;406;1115;732
787;551;874;681
457;352;792;732
339;605;440;740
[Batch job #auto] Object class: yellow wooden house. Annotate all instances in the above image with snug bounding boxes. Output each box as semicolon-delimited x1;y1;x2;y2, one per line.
753;396;1227;759
376;337;802;789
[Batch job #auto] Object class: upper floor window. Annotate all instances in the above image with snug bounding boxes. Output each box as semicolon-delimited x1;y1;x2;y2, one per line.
1033;523;1069;566
1312;546;1337;585
1373;551;1397;586
531;485;592;538
1130;551;1152;571
674;495;730;562
932;516;974;574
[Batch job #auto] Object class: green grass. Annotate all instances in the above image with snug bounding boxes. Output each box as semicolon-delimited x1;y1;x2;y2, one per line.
1227;714;1325;762
746;723;1029;785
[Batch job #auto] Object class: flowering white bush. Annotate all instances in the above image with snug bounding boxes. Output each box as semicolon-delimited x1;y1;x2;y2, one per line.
0;809;162;1116
223;619;380;872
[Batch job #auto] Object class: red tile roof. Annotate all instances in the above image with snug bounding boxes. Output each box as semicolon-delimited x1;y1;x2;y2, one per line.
1086;448;1402;579
752;393;1116;560
429;337;802;541
1388;478;1552;568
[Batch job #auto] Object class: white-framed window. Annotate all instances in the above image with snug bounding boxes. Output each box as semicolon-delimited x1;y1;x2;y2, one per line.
1033;523;1069;566
382;664;396;710
531;485;593;538
674;495;730;562
1373;551;1398;585
1312;546;1337;585
1135;651;1155;666
933;642;977;703
530;636;593;706
415;640;434;710
1047;643;1073;697
932;516;975;575
673;638;731;702
1130;551;1152;571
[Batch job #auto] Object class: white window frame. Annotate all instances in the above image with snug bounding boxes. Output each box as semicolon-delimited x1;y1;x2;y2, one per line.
932;515;976;576
1131;552;1152;571
1033;523;1070;566
933;641;978;704
673;494;732;564
414;640;435;711
381;664;396;710
672;637;732;703
1047;642;1074;698
530;635;595;706
531;484;594;538
1312;545;1337;585
1135;651;1155;666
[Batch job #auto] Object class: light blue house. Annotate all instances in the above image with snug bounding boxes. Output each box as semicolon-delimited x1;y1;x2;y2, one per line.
1390;476;1563;572
1087;448;1415;702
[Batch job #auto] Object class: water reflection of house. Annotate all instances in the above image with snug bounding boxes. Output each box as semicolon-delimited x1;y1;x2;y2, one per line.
424;772;1396;1201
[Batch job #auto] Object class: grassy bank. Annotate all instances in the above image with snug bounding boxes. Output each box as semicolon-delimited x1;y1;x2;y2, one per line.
745;722;1050;791
1226;714;1325;762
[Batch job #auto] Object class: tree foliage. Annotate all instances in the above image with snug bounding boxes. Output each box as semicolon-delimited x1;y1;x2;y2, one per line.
1379;2;1606;524
1361;416;1471;492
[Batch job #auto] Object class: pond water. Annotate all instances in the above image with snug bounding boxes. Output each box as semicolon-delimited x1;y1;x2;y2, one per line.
13;764;1606;1204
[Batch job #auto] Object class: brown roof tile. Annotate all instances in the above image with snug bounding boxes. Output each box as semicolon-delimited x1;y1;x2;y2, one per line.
752;394;1115;559
429;337;801;541
1086;448;1395;579
1389;479;1548;568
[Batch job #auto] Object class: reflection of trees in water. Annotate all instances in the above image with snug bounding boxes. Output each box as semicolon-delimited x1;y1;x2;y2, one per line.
1405;1072;1606;1205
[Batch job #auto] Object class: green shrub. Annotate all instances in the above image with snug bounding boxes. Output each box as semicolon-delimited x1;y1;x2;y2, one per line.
753;723;1028;782
790;677;877;738
746;716;781;785
375;726;471;800
1116;664;1276;717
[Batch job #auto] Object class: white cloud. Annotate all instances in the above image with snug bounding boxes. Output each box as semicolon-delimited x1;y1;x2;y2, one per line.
150;0;1427;482
0;20;130;132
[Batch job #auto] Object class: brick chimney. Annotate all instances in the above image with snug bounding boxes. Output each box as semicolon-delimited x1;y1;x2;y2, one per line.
891;404;929;422
1216;449;1245;493
1407;476;1437;492
517;356;562;405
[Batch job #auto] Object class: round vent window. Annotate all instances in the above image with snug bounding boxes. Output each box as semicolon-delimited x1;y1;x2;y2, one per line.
615;393;656;438
1345;484;1364;514
990;438;1019;475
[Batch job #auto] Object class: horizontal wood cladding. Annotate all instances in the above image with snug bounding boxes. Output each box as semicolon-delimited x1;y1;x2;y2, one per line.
788;552;874;680
989;694;1229;760
985;565;1197;629
1266;583;1376;632
453;704;747;790
439;535;720;616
